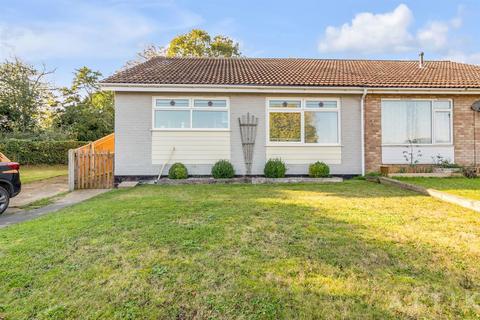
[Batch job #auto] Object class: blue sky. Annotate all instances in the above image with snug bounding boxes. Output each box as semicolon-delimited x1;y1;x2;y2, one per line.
1;0;480;86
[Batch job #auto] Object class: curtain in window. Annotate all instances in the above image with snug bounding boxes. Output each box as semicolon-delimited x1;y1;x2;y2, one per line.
382;101;432;144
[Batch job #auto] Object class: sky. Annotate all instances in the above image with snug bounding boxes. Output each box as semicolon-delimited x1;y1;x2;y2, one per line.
1;0;480;87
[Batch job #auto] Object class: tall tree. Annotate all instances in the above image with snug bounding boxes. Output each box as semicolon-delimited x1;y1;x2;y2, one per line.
166;29;241;58
124;44;166;68
54;67;114;141
0;58;54;133
125;30;241;68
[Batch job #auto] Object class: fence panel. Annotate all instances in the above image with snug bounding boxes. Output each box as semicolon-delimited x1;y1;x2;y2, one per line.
69;149;114;190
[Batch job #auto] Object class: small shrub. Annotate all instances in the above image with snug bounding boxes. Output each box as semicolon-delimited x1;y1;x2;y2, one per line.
264;158;286;178
462;167;477;179
211;160;235;179
168;163;188;179
308;161;330;178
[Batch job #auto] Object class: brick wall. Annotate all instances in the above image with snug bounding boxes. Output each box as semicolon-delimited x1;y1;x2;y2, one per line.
364;94;480;172
364;95;382;172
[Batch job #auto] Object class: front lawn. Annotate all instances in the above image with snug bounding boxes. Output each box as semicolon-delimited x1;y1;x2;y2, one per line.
20;165;68;184
395;177;480;200
0;181;479;319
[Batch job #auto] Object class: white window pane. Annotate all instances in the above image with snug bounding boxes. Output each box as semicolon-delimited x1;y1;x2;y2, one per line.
155;110;190;128
435;112;451;143
192;111;228;128
305;101;337;109
269;100;301;108
194;99;227;108
155;99;189;107
433;101;452;110
305;112;338;143
411;101;432;143
382;101;432;144
269;112;301;142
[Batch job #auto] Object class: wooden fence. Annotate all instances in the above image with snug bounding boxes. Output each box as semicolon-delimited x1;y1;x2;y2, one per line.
0;151;10;162
69;149;114;190
76;133;114;153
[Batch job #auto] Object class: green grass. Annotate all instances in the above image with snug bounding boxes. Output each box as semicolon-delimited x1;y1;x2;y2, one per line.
395;177;480;200
20;165;68;184
0;181;479;319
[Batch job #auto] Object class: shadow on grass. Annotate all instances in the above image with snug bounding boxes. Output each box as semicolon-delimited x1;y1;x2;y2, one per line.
0;181;477;319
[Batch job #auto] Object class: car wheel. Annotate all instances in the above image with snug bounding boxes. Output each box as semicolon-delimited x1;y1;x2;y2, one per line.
0;186;9;215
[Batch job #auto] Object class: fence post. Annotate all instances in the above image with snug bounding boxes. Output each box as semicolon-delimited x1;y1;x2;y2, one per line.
68;149;75;191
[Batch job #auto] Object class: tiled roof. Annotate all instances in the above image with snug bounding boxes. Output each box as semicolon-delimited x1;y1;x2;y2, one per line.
102;57;480;88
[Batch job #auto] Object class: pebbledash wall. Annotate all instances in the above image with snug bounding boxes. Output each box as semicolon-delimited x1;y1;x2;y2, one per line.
114;92;362;178
364;94;480;173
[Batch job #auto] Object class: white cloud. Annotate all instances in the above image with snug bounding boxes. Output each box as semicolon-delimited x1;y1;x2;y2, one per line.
0;1;203;61
318;4;414;54
417;22;450;51
443;51;480;65
318;3;469;56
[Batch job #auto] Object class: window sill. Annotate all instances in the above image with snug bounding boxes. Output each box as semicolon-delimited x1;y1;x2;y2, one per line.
382;144;453;147
266;143;342;147
151;129;231;132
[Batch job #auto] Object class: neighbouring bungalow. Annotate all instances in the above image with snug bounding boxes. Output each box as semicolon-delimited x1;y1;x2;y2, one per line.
100;55;480;181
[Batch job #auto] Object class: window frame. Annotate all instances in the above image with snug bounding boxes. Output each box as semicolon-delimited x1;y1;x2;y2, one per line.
152;97;230;131
265;97;342;146
381;98;453;146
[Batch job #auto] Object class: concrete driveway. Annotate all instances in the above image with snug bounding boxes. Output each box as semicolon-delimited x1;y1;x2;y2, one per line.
9;176;68;209
0;189;110;228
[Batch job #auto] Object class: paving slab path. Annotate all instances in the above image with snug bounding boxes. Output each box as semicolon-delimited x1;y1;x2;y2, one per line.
0;189;110;228
10;175;69;208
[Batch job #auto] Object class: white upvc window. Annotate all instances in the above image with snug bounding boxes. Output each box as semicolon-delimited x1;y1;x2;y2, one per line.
266;98;341;145
381;99;453;145
152;97;230;130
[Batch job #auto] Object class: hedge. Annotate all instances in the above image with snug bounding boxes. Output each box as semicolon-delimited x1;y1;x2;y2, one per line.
0;139;88;165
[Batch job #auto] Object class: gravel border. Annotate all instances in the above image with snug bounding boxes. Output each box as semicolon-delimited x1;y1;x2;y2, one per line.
144;177;343;185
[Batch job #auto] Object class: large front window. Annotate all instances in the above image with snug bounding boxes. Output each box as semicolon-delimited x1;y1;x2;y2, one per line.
153;98;229;130
381;100;452;145
267;99;340;144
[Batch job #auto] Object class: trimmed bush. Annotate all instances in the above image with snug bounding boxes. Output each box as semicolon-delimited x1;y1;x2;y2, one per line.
211;160;235;179
0;139;87;165
264;158;287;178
309;161;330;178
168;163;188;179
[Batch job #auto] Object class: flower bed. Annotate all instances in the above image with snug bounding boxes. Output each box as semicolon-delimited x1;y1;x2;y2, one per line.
150;176;343;185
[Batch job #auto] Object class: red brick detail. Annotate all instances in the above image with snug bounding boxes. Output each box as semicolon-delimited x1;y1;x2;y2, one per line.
364;95;382;172
364;94;480;172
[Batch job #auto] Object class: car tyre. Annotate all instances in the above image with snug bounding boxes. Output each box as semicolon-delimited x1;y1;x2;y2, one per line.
0;186;10;215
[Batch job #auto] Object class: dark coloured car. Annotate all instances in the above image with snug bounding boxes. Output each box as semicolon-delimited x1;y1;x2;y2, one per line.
0;162;21;214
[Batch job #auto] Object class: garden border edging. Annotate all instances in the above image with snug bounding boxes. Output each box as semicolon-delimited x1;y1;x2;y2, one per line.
145;177;343;185
378;177;480;213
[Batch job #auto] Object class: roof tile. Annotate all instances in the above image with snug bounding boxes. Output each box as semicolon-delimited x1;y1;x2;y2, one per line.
102;57;480;88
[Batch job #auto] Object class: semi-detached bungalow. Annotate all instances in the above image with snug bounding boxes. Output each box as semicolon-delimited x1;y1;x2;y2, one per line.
100;56;480;181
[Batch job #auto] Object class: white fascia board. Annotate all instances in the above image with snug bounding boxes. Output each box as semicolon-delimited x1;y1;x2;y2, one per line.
99;83;480;95
99;83;364;94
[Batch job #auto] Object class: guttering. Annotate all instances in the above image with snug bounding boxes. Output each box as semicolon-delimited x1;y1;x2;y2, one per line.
99;82;480;95
360;88;368;176
100;83;365;94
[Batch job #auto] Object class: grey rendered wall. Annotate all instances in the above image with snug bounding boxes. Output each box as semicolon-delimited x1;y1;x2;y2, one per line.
334;96;362;174
115;92;158;176
115;92;362;177
229;94;362;175
230;94;266;175
115;92;230;176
